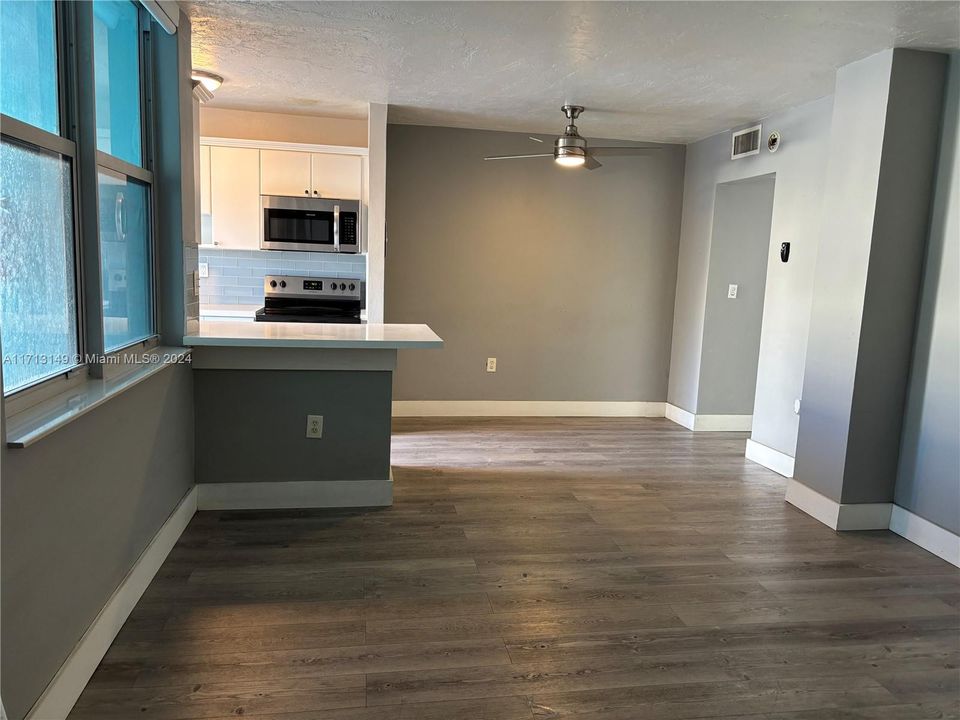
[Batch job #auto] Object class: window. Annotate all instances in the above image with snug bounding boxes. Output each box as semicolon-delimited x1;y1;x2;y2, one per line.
99;171;152;350
93;0;142;166
1;2;160;397
0;0;59;134
0;140;78;393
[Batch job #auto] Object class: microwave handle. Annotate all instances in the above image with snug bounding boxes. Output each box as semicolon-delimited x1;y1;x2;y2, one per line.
333;204;340;252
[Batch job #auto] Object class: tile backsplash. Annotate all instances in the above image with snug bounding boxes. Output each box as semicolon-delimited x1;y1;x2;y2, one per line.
199;248;366;306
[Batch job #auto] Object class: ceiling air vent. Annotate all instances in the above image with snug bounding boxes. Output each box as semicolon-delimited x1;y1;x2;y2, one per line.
731;124;762;160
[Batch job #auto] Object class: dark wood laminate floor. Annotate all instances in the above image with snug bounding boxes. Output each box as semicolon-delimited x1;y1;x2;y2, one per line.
71;418;960;720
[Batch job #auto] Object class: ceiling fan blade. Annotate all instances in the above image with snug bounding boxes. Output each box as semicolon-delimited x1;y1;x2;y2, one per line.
588;146;661;156
484;153;554;161
583;154;602;170
528;136;545;143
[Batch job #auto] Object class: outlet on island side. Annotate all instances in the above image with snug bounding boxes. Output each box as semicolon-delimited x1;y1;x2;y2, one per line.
306;415;324;439
486;357;497;373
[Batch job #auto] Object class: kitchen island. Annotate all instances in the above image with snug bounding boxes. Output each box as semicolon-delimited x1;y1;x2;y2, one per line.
183;321;442;510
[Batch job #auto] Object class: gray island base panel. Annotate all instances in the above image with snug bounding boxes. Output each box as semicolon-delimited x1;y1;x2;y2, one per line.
183;322;443;509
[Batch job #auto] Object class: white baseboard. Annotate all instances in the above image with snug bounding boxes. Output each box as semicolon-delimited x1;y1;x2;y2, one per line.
197;478;393;510
784;479;891;531
890;506;960;567
664;404;752;431
664;403;695;429
694;414;753;431
745;438;795;477
392;401;666;417
26;486;198;720
785;479;844;528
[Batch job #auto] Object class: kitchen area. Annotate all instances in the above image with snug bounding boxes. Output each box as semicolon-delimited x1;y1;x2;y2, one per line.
183;106;442;509
197;133;369;324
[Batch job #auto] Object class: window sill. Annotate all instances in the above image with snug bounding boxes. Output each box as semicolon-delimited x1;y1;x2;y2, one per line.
5;346;190;448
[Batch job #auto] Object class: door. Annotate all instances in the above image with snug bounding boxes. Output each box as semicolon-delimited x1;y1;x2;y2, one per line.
261;149;312;198
210;146;260;250
310;153;362;200
199;144;212;245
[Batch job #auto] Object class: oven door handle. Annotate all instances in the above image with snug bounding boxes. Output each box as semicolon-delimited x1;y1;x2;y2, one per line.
333;204;340;252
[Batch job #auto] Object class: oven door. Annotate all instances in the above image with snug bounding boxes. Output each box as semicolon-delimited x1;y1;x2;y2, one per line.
261;196;338;252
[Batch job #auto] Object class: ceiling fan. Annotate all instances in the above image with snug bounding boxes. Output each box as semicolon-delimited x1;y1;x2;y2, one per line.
484;105;660;170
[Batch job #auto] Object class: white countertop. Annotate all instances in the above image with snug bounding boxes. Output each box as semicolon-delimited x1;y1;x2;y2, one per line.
184;320;443;349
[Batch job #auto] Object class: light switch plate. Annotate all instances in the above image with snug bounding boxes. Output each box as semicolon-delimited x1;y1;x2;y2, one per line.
306;415;323;439
486;357;497;372
198;262;209;278
727;284;738;299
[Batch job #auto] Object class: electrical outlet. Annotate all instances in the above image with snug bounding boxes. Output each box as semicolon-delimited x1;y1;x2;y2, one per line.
198;262;209;278
306;415;323;439
727;284;738;299
486;357;497;373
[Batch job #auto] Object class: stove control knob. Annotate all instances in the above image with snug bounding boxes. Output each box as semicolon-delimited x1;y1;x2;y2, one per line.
280;280;287;288
341;283;347;290
269;280;277;288
348;283;356;292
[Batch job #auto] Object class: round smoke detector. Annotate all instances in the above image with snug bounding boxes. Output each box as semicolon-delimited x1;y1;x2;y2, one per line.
767;131;782;153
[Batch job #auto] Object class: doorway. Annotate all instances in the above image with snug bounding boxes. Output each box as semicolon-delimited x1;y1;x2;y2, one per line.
696;174;776;423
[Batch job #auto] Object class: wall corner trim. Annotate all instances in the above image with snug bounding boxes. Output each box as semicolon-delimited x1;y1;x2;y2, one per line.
392;401;666;418
745;438;795;477
196;477;393;510
26;486;198;720
890;506;960;567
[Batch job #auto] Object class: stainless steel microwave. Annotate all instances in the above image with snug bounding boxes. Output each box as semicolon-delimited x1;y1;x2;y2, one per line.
260;195;360;253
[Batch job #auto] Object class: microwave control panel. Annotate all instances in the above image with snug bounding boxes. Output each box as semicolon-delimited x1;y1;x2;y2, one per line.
339;211;358;246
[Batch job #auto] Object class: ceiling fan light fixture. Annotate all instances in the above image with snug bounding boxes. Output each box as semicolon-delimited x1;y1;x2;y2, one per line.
191;69;224;94
555;147;586;167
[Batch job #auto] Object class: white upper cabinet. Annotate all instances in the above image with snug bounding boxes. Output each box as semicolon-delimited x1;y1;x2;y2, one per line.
310;153;362;200
260;149;312;198
210;146;261;250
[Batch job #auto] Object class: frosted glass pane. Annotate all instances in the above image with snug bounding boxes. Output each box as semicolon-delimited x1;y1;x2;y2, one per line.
99;171;152;350
0;0;59;134
0;140;78;394
93;0;142;166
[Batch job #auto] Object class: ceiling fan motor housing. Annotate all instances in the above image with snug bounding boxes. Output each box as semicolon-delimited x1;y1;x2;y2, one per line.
555;133;587;162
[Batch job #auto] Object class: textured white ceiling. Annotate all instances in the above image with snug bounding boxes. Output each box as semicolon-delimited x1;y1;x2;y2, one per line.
186;1;960;143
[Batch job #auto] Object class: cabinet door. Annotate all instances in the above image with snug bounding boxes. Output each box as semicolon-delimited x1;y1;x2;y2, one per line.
260;149;312;198
310;152;362;200
199;144;213;245
210;146;261;250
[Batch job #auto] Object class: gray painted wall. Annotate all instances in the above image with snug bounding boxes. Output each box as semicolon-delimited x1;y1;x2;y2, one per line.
384;124;685;402
195;370;392;483
697;175;775;415
0;13;198;719
669;95;833;455
795;49;946;504
0;367;195;720
895;52;960;533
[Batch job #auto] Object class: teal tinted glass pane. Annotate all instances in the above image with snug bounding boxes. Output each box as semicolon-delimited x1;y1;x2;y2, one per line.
0;0;59;134
99;171;151;350
0;140;78;394
93;0;142;166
